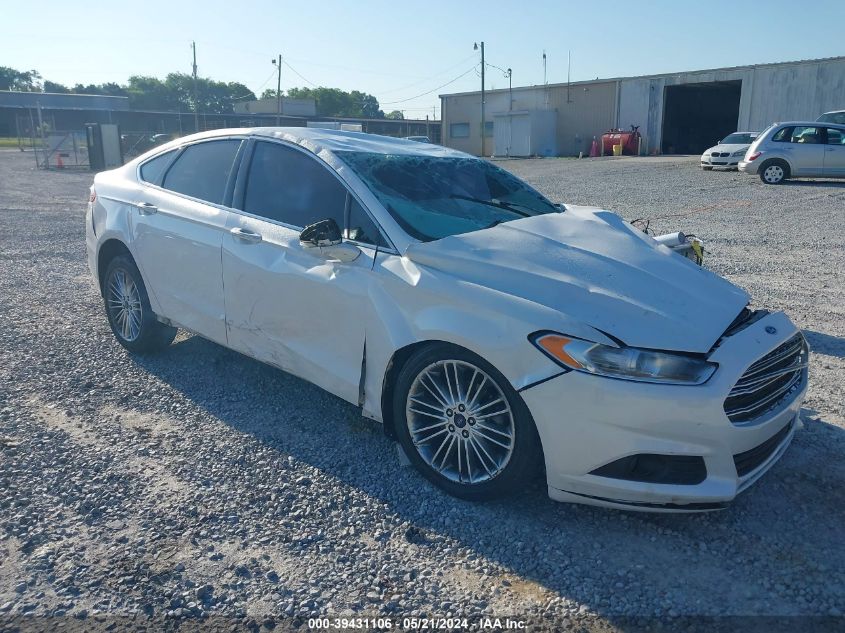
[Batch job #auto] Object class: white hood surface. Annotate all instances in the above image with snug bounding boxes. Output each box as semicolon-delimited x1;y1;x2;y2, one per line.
405;206;749;354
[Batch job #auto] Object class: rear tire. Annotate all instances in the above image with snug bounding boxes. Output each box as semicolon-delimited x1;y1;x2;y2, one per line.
759;160;789;184
102;255;177;353
393;343;542;501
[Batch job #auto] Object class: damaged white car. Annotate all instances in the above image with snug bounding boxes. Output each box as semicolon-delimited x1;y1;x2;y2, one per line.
86;128;809;511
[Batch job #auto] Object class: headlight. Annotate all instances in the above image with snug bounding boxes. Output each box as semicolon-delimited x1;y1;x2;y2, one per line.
530;333;717;385
731;149;746;157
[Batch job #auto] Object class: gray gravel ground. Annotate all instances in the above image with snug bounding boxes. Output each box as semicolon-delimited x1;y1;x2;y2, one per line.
1;150;844;632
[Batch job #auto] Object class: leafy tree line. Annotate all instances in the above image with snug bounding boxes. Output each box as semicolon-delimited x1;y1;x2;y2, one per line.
2;65;401;119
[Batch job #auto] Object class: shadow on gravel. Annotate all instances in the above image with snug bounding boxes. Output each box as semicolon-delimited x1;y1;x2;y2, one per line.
803;330;845;359
133;334;845;624
781;180;845;188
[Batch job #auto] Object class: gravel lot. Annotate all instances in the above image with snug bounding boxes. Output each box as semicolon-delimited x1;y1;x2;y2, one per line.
1;149;843;632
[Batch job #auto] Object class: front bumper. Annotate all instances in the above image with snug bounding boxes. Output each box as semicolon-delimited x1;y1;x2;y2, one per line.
521;311;807;512
701;155;742;169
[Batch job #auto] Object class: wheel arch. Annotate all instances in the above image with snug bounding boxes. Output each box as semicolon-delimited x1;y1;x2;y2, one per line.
760;156;792;177
378;338;544;462
97;238;133;295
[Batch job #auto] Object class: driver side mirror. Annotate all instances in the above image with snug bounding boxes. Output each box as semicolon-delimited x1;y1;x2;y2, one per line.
299;218;360;263
300;218;342;248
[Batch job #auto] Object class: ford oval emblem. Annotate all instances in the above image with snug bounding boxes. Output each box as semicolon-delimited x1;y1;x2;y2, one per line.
765;326;777;335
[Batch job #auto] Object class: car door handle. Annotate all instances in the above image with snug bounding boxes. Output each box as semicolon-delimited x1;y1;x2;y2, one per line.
230;227;262;244
137;202;158;215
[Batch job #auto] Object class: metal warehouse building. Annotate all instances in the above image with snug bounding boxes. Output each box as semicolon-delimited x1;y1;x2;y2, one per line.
440;56;845;157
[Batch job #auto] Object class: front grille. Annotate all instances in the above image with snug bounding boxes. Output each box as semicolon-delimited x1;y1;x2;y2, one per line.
733;419;794;477
724;333;808;425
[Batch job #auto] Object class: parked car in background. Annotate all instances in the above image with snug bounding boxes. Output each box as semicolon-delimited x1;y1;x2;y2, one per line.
404;135;431;143
87;127;808;511
700;132;758;170
739;121;845;184
817;110;845;125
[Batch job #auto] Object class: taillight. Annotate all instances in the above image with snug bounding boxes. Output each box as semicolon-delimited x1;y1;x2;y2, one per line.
747;152;761;162
89;189;97;203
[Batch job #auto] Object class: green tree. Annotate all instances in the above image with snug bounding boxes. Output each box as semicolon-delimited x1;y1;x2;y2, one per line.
70;82;128;97
43;80;70;93
385;110;404;120
285;86;383;118
0;66;41;91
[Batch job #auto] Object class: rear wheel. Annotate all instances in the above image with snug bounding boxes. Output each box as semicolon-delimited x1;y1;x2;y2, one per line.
103;255;176;353
393;343;542;500
759;160;789;184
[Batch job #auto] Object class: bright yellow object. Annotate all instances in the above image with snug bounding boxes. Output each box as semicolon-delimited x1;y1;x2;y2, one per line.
612;143;623;156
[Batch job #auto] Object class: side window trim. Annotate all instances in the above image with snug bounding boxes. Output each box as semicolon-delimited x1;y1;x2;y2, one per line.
232;136;396;252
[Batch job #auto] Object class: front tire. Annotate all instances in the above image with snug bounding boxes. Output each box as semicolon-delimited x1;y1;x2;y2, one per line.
102;255;177;353
701;166;713;171
393;343;542;501
759;160;789;184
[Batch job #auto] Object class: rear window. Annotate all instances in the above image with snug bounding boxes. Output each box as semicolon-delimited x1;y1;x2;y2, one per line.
162;140;242;205
817;112;845;125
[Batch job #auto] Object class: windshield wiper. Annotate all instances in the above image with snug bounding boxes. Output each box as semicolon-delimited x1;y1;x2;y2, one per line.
449;194;531;217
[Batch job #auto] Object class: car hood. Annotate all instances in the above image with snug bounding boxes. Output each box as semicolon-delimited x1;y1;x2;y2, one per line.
706;143;749;154
404;206;749;353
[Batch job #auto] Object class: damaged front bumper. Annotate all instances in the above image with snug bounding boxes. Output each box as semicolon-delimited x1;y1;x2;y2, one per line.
520;311;807;512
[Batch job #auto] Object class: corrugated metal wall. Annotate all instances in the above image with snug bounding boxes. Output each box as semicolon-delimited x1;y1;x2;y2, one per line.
442;57;845;157
621;58;845;154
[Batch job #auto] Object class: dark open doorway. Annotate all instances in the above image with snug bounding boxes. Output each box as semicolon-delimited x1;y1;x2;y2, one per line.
661;80;742;154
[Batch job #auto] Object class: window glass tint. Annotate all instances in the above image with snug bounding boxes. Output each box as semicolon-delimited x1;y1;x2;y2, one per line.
826;128;845;145
772;127;793;142
791;126;821;144
162;140;241;204
347;198;387;247
244;141;346;228
818;112;845;125
140;150;176;184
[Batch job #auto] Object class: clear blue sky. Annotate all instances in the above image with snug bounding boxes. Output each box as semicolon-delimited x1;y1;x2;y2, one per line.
5;0;844;119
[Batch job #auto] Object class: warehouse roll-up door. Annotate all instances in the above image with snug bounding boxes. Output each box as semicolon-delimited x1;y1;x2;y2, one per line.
661;81;742;154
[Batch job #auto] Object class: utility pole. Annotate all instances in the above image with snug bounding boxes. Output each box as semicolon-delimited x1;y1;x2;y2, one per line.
474;41;485;156
507;68;512;111
272;55;282;125
191;41;199;132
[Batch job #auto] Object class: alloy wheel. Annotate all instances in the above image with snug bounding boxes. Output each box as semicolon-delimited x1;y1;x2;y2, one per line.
107;268;143;342
406;360;515;485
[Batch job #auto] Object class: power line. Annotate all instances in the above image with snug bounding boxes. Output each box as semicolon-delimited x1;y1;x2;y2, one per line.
380;64;479;105
282;59;319;88
376;53;479;96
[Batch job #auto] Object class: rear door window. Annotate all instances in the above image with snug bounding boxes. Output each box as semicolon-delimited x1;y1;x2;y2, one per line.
162;140;242;205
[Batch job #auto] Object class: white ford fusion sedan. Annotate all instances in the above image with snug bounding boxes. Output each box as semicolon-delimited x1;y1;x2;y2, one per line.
86;128;809;511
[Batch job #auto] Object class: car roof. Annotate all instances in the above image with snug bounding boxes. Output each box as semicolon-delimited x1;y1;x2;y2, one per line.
770;121;845;128
159;126;467;159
